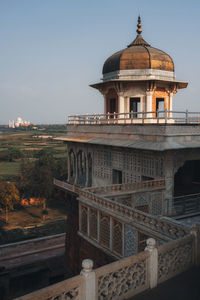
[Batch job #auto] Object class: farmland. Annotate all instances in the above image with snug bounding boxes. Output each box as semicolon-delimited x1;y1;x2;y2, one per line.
0;129;67;181
0;128;69;243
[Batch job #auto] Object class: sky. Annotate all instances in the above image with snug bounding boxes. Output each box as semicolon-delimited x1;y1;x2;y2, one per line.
0;0;200;124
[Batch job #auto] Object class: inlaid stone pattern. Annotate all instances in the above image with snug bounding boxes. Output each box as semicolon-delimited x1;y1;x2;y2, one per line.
124;225;137;257
98;256;147;300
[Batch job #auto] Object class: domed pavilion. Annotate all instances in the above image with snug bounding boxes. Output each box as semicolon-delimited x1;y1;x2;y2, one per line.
91;16;188;122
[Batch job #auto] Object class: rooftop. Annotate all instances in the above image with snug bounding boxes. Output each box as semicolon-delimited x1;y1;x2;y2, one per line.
56;116;200;151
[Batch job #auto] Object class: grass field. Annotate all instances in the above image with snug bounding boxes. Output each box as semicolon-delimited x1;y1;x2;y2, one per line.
0;130;67;179
0;161;21;175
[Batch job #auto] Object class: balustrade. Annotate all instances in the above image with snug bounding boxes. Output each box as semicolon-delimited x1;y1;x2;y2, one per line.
16;234;196;300
79;189;189;240
68;110;200;125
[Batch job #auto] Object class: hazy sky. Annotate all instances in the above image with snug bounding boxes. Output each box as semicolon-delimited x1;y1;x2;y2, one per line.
0;0;200;124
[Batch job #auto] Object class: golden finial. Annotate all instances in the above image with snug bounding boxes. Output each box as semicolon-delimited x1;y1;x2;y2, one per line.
137;15;142;35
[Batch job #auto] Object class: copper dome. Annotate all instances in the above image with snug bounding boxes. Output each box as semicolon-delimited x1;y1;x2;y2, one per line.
103;18;174;75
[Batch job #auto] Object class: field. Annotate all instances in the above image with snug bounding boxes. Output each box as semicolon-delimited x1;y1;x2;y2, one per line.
0;201;68;230
0;130;67;180
0;128;69;242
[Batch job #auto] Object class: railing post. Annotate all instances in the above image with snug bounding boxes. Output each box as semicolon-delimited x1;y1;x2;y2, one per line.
165;109;167;124
190;224;200;265
80;259;97;300
145;238;158;289
186;109;188;124
157;111;159;124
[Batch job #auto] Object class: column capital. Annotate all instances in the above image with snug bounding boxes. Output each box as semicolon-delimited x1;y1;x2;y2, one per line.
117;91;125;97
146;90;154;96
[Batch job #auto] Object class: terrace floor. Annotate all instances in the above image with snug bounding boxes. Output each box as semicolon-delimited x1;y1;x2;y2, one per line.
130;266;200;300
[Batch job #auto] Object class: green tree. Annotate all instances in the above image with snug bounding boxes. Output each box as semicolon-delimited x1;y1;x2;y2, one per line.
8;147;23;161
19;149;68;212
0;182;20;222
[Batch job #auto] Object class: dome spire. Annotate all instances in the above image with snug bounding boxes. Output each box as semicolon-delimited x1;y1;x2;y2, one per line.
128;16;150;47
136;15;142;35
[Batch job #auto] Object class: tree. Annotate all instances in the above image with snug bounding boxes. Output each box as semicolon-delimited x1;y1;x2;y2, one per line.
0;182;20;222
19;149;68;216
7;147;23;161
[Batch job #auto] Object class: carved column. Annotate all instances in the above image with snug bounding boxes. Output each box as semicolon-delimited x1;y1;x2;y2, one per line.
104;96;107;114
146;91;153;119
118;94;124;114
169;92;173;119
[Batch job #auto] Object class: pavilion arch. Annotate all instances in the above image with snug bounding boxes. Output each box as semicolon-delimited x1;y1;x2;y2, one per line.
69;149;76;184
77;150;86;186
174;160;200;196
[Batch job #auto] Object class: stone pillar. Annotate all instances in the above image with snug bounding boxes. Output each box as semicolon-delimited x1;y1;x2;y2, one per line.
169;92;173;119
80;259;96;300
118;95;124;114
146;91;153;120
145;238;158;289
118;94;125;123
104;96;107;114
140;96;145;114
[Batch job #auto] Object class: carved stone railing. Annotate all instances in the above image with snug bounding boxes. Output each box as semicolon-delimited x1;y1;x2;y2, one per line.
84;179;165;194
79;189;189;240
16;234;197;300
95;251;149;300
53;178;80;194
15;274;83;300
157;234;194;284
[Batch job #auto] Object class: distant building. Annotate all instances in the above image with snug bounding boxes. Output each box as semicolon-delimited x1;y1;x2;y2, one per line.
9;117;31;128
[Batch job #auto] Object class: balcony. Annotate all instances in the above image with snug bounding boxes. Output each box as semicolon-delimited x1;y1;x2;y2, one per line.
53;179;80;194
67;110;200;125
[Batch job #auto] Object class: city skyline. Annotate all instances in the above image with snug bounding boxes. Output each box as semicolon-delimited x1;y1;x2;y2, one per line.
0;0;200;124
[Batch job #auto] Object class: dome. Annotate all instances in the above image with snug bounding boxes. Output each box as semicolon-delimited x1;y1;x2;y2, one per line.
103;17;174;76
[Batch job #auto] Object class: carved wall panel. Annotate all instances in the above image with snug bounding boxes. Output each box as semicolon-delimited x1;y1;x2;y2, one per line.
100;213;110;249
89;208;98;240
149;192;163;215
93;148;164;184
124;225;137;257
80;206;88;235
112;219;123;256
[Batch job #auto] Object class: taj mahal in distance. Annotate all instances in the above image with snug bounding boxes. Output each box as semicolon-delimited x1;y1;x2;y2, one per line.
10;16;200;300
